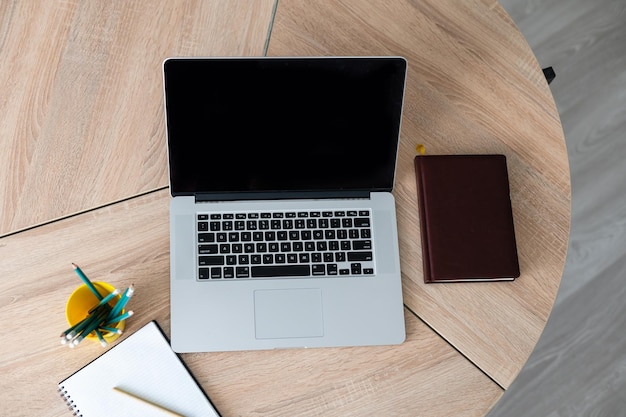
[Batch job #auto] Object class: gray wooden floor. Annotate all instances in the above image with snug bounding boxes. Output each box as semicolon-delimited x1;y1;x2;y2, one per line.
488;1;626;416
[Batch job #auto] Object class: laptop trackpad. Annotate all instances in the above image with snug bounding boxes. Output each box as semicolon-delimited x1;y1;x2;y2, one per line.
254;289;324;339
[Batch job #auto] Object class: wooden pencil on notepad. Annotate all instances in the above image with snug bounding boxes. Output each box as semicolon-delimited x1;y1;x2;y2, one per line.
113;387;185;417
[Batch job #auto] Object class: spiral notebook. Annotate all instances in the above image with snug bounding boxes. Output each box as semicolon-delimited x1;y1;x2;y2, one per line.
58;321;220;417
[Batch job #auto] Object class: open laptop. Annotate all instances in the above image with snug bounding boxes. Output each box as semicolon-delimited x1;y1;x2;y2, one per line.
163;57;407;352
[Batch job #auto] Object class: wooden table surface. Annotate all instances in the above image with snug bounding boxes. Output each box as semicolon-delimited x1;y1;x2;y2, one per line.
0;1;570;416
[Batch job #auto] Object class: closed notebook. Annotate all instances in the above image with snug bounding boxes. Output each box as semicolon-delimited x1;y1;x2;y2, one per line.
414;154;520;283
58;321;220;417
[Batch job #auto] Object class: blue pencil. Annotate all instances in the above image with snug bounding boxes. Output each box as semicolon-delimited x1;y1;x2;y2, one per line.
72;263;103;301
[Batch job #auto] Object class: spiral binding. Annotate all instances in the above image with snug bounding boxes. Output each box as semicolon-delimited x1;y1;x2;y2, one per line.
58;386;83;417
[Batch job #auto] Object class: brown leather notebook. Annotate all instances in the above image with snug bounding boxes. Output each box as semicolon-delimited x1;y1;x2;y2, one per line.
414;154;520;283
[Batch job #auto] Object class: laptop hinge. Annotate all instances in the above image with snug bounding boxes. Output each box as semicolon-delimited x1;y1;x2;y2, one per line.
194;190;370;202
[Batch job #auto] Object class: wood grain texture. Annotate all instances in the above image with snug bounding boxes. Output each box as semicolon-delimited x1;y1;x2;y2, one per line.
0;1;573;414
268;0;570;388
0;0;276;237
488;0;626;415
0;189;503;417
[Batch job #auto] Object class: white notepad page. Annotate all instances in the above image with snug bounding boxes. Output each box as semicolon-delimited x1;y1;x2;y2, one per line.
59;321;220;417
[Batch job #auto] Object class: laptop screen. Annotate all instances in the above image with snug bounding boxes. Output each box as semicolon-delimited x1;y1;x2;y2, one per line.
163;57;406;197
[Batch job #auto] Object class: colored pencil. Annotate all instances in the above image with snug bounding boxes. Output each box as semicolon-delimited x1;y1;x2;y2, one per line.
109;284;135;318
71;263;103;301
104;310;133;325
112;387;185;417
99;325;123;335
88;288;120;313
94;328;107;347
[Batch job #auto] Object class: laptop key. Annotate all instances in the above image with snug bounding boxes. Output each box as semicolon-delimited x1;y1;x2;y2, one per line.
352;240;372;250
312;264;325;275
198;244;218;254
251;265;311;277
347;251;373;261
198;233;215;243
236;267;250;278
199;256;224;266
199;268;210;279
210;267;222;279
354;218;370;227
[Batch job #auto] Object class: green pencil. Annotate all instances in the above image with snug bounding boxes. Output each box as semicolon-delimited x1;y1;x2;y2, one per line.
94;328;107;347
99;325;123;335
109;285;134;318
104;310;134;325
72;263;103;301
69;307;111;347
88;288;120;313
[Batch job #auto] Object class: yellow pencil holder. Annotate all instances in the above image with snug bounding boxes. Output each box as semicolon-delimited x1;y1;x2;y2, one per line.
65;282;125;344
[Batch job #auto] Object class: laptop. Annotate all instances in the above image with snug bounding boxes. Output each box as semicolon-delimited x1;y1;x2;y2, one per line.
163;57;407;352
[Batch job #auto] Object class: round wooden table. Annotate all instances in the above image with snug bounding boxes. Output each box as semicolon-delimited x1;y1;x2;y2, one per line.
0;1;569;415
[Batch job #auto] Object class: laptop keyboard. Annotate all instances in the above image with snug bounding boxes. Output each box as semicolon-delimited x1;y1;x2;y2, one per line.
197;210;375;279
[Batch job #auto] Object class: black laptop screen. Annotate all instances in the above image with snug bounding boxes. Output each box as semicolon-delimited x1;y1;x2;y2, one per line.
163;57;406;197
